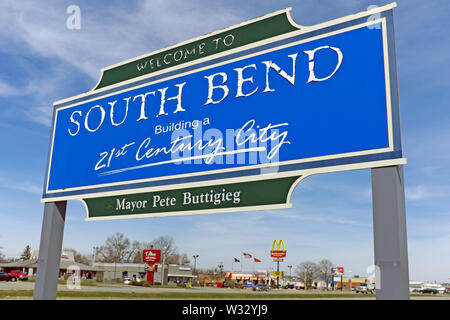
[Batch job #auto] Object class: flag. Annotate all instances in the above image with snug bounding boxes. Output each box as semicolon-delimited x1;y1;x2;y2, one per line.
254;258;261;263
234;257;240;263
243;252;252;258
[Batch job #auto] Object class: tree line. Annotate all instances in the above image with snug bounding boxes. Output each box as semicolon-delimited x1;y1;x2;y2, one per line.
2;235;335;287
93;233;190;265
0;244;32;263
0;233;190;266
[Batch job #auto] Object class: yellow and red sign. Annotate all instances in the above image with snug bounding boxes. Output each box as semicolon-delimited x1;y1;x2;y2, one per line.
272;271;283;277
270;240;286;258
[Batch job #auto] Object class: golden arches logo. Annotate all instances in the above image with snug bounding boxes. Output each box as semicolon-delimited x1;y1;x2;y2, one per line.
270;240;286;257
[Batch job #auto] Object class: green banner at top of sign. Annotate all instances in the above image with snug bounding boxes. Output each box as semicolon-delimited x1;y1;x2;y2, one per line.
94;9;298;89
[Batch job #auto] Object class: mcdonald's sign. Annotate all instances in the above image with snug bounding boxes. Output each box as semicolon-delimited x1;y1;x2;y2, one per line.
270;240;286;258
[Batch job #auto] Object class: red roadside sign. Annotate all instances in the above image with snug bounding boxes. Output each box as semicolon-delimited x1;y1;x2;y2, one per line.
143;250;161;263
331;267;344;275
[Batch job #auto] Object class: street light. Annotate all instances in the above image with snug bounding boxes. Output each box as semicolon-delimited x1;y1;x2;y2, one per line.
114;252;118;281
92;246;99;265
160;246;167;286
193;255;199;274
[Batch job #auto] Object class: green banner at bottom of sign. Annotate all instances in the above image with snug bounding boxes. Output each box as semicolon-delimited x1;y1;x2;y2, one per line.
83;176;302;220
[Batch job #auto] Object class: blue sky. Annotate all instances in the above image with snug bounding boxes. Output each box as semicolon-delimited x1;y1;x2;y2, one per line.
0;0;449;283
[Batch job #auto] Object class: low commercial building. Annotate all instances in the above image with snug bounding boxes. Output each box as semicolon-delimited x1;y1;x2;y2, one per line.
93;263;146;282
93;262;194;284
328;276;374;290
163;264;195;284
223;271;276;286
0;250;103;280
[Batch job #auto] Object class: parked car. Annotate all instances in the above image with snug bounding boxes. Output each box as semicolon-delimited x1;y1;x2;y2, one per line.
8;270;28;281
0;272;16;282
252;283;270;292
284;283;295;289
419;288;438;294
355;283;375;294
123;277;132;284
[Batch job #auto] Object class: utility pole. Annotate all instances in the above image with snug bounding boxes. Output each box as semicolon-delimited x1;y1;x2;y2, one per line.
114;252;119;281
193;255;199;274
92;246;98;266
160;246;167;285
304;271;307;290
276;261;280;288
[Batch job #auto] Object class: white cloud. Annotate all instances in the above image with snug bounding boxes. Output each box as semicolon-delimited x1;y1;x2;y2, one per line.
406;185;449;201
0;80;22;96
25;105;53;127
408;233;450;282
0;0;246;127
279;210;371;227
0;179;42;195
0;79;37;96
0;0;245;80
134;0;245;45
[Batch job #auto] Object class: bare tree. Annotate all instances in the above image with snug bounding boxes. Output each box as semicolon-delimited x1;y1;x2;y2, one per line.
128;240;142;263
317;259;334;290
96;234;190;265
150;236;177;258
318;259;333;274
130;241;154;263
0;246;5;262
149;236;192;265
63;248;92;265
180;253;191;265
196;267;217;275
97;232;135;263
166;252;191;265
296;261;320;289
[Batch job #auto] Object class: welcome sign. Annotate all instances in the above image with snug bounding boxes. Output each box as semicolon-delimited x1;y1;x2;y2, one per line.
42;4;405;218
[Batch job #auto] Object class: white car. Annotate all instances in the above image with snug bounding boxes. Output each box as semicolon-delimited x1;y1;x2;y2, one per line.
355;283;375;294
123;277;132;284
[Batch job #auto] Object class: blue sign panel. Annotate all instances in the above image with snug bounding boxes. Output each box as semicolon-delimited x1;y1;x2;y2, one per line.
43;13;403;200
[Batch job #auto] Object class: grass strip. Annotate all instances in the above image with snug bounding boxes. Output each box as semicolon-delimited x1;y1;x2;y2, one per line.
26;280;100;287
0;289;374;299
0;290;34;298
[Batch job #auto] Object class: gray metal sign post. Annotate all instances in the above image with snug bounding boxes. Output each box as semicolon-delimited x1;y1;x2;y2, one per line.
371;165;410;300
33;201;67;300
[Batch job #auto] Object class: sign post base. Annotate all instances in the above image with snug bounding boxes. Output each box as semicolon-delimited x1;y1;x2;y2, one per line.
33;201;67;300
371;165;410;300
